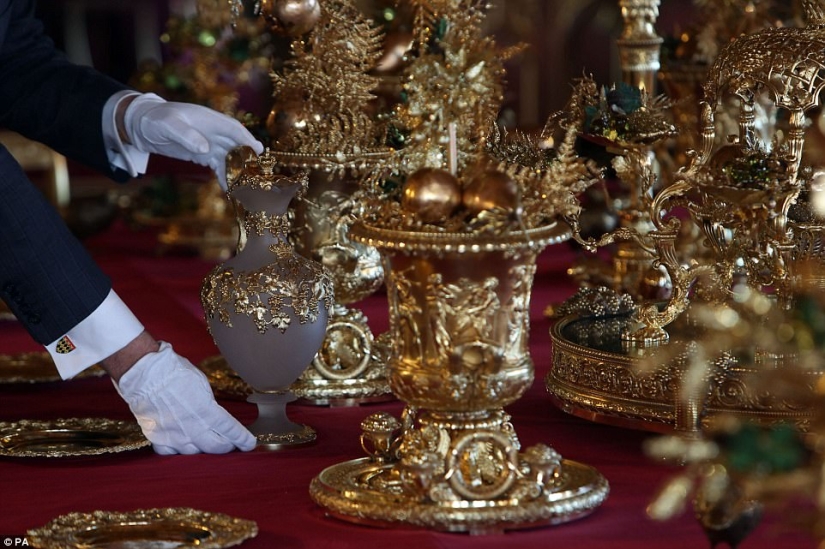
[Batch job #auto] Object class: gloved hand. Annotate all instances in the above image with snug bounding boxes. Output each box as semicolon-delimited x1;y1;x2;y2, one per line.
114;341;257;454
121;93;264;190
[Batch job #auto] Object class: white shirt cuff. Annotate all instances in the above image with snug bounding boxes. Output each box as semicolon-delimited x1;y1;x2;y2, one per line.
102;90;150;177
46;290;145;380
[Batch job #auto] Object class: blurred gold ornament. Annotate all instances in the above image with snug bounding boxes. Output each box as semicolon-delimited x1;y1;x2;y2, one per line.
550;0;825;441
461;169;522;220
267;0;388;157
266;93;318;143
373;30;414;75
400;167;462;224
260;0;322;36
381;0;512;177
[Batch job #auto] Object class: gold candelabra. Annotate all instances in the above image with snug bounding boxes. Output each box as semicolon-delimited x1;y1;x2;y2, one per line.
548;0;825;432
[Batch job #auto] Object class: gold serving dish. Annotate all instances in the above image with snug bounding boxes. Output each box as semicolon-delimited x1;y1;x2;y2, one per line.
28;507;257;549
0;418;149;458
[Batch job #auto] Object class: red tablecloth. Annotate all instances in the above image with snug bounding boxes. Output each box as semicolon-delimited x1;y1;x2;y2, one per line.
0;220;816;548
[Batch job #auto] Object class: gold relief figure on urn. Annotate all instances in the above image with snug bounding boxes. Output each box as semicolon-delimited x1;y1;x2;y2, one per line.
200;147;334;448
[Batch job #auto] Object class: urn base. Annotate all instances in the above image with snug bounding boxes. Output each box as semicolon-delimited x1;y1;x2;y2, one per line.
292;313;395;406
310;457;609;533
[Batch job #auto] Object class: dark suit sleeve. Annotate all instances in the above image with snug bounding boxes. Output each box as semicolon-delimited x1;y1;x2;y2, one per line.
0;147;111;343
0;0;132;181
0;0;129;343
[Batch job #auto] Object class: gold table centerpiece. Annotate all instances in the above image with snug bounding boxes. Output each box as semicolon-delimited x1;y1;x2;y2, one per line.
308;0;610;529
309;217;609;532
548;1;825;432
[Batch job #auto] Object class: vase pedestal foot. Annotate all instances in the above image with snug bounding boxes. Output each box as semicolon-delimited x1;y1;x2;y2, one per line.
247;392;317;450
310;457;609;532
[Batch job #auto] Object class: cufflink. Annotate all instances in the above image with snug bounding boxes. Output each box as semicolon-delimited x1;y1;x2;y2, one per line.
56;336;76;354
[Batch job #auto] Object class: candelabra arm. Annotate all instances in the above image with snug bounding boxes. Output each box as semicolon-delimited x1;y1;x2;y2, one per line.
623;230;715;345
566;216;656;256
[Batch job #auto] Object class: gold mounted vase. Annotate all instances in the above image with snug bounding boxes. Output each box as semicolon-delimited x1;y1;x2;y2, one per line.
310;220;608;532
200;148;334;448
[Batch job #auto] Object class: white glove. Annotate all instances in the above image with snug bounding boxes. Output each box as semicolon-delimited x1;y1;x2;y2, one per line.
122;93;264;190
114;341;257;455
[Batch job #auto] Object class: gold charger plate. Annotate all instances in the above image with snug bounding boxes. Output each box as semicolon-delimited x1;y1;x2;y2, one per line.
0;352;104;384
28;507;258;549
0;418;149;458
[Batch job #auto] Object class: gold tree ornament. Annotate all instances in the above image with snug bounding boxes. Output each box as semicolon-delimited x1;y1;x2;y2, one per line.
266;0;389;157
359;0;594;236
386;0;515;175
259;0;323;36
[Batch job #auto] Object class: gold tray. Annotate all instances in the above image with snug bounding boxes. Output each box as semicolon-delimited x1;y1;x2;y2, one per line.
0;352;104;384
0;418;149;458
28;507;258;549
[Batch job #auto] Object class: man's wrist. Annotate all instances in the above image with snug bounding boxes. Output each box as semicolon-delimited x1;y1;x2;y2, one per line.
115;94;139;144
102;331;160;382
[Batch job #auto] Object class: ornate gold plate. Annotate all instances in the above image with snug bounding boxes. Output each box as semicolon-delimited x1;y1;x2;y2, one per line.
0;418;149;458
27;507;257;549
0;352;104;384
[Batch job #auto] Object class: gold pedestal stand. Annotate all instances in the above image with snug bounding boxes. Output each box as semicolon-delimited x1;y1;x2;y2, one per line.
293;306;394;406
311;410;609;533
310;220;608;532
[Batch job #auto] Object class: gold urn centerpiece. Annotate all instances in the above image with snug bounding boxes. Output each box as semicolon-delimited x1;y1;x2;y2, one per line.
309;159;608;530
200;147;334;448
309;0;609;530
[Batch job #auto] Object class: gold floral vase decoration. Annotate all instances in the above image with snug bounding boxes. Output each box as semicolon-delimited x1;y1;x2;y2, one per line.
201;147;334;448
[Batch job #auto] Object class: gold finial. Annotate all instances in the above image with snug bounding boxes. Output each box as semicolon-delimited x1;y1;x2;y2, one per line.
257;147;275;176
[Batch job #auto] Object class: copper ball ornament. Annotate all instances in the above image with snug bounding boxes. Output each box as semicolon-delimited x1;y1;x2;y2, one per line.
401;168;462;225
266;95;314;143
462;170;522;218
260;0;322;37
